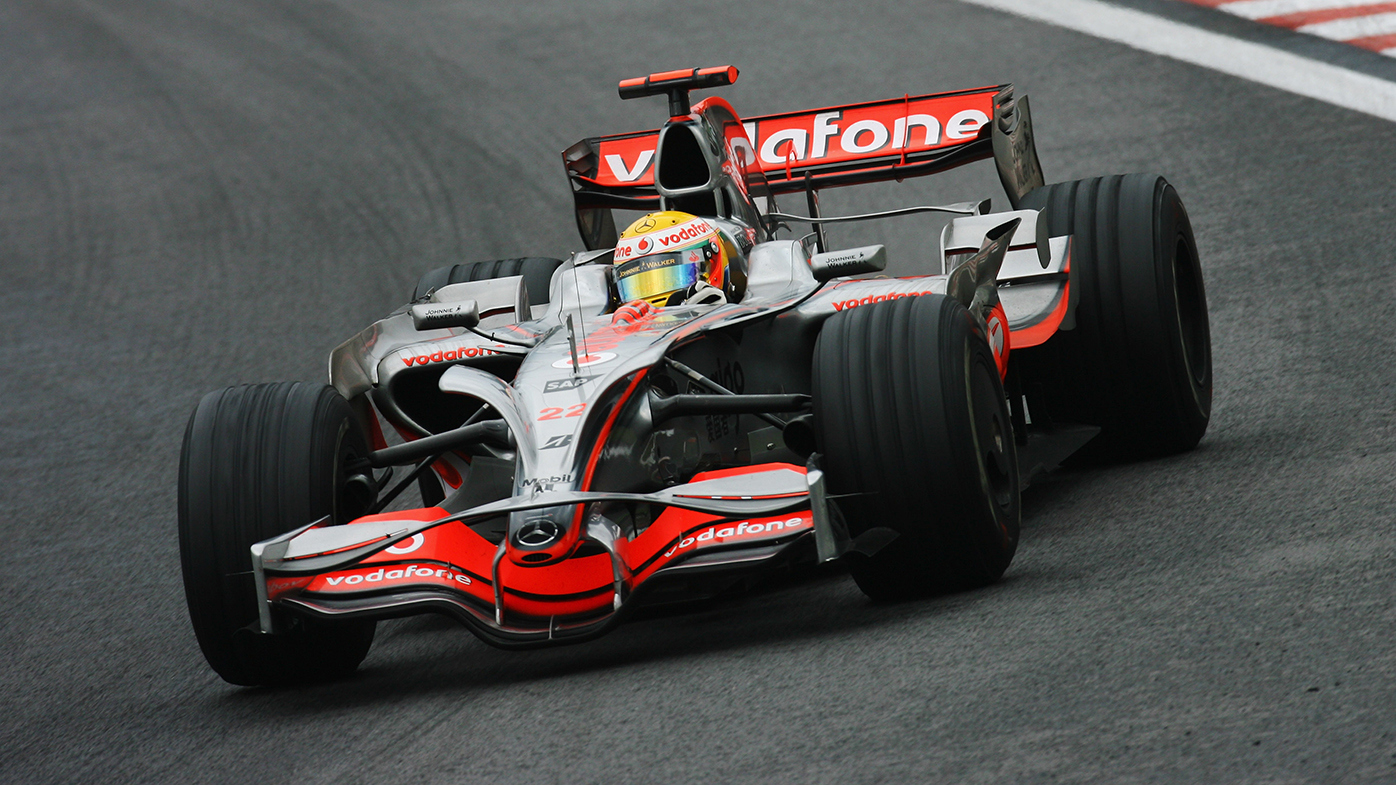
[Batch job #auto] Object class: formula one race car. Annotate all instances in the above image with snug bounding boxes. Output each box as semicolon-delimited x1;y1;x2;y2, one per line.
179;66;1212;686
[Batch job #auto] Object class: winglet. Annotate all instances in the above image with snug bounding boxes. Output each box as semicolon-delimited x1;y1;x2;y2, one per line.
946;217;1020;314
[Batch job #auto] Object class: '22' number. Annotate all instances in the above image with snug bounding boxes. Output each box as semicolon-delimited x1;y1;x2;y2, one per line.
538;404;586;420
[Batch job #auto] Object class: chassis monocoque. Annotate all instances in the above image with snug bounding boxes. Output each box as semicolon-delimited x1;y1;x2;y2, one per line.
179;66;1213;686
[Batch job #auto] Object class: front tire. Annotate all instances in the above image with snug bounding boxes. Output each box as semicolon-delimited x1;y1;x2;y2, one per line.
814;295;1020;600
178;382;377;686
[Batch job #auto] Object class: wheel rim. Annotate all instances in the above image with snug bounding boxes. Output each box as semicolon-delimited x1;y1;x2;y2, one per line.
968;352;1016;517
1172;236;1210;389
333;419;374;524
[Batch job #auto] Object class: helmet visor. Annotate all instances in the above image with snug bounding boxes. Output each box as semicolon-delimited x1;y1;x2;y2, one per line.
614;249;703;304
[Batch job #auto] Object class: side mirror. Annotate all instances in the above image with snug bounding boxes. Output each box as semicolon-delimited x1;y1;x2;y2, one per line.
410;299;480;331
430;275;530;323
809;244;887;282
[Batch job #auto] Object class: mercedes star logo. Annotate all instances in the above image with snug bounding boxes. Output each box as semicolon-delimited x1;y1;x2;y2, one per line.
516;520;563;547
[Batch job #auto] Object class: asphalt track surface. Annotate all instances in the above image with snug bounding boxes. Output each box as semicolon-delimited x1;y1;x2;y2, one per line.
3;1;1395;783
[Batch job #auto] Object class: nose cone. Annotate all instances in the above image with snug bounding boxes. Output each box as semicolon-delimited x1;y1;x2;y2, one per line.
507;504;581;565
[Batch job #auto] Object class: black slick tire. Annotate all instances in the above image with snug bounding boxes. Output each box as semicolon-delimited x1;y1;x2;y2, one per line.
178;382;377;687
413;257;564;305
1017;174;1212;459
813;295;1020;600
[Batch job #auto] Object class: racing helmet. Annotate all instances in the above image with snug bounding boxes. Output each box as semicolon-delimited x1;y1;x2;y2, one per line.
613;211;732;307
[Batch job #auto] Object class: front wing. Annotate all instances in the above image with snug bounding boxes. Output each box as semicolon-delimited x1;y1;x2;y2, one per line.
251;464;847;648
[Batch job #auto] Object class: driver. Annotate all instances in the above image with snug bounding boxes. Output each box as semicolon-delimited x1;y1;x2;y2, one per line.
611;212;744;317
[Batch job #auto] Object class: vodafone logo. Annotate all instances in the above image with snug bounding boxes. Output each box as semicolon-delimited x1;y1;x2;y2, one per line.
663;516;810;559
614;218;715;261
402;346;499;366
552;351;616;369
831;289;935;312
988;316;1006;358
986;305;1010;378
654;219;713;249
385;533;424;554
321;564;472;587
604;150;654;183
615;236;644;261
265;576;312;600
751;108;989;166
592;90;997;189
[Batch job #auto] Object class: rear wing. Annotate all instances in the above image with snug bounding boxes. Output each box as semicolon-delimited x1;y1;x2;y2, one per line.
565;84;1044;207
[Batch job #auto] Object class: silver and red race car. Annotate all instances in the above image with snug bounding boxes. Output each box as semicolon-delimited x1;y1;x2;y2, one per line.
179;66;1212;686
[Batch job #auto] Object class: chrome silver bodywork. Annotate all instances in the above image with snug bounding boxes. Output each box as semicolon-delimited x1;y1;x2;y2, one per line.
253;78;1074;650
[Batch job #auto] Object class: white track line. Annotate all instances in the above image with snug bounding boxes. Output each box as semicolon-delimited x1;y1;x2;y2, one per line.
958;0;1396;122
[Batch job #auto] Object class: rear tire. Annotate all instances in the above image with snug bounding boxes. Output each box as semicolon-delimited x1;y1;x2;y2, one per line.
413;257;564;306
178;383;377;686
813;295;1020;600
1017;174;1212;459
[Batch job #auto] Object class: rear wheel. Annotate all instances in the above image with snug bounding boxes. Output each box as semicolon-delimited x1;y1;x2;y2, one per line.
413;257;564;306
411;256;563;505
178;382;377;686
1017;174;1212;459
813;295;1020;600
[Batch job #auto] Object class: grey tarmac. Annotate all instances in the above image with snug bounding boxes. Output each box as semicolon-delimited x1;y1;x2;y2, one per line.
2;0;1394;782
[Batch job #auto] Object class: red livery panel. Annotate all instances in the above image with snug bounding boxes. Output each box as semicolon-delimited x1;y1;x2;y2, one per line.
284;469;815;619
582;86;998;190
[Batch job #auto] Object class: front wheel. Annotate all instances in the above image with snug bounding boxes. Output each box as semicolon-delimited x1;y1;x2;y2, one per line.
813;295;1020;600
178;382;377;686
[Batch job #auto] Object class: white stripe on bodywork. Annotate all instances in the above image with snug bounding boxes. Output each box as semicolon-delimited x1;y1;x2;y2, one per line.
957;0;1396;122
